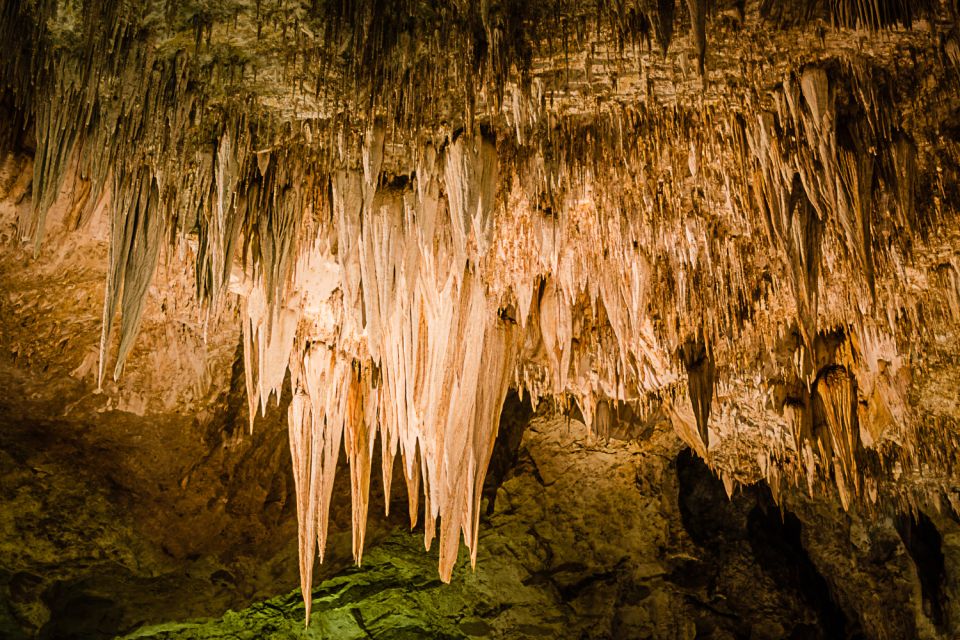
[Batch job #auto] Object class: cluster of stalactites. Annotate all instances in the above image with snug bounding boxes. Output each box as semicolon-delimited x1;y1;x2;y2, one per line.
35;59;946;569
6;5;957;613
234;131;522;617
718;60;943;511
230;55;951;608
7;0;948;402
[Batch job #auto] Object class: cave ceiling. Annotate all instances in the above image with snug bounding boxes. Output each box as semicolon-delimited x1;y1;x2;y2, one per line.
1;0;960;618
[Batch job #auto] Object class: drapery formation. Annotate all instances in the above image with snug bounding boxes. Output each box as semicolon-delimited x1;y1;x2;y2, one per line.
3;0;959;617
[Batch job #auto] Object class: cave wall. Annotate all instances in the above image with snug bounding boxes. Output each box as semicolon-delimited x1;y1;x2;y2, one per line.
0;0;959;635
123;415;960;640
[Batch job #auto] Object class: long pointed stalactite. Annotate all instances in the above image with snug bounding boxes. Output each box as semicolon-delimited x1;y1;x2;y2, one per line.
2;0;960;620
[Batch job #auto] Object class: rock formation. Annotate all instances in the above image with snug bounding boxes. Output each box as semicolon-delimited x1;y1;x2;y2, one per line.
1;0;959;636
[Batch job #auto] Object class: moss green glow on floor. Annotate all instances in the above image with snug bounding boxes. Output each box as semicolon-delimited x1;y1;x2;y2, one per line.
118;421;671;639
120;531;513;640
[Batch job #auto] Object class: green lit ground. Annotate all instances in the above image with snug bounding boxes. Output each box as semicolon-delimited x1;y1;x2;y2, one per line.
115;416;957;640
121;530;506;640
120;418;687;640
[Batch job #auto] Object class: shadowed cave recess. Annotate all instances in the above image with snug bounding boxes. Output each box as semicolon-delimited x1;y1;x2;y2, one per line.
2;0;960;637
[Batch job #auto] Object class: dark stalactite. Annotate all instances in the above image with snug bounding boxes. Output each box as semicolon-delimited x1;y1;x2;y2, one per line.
680;336;716;449
654;0;676;57
685;0;707;76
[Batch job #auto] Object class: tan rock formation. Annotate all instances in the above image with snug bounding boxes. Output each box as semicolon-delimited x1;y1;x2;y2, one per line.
1;0;959;627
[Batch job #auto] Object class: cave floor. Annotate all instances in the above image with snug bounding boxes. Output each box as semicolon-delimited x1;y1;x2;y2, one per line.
119;416;944;640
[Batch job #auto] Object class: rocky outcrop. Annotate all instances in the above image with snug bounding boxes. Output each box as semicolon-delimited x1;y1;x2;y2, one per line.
0;350;297;639
124;416;960;639
1;0;959;633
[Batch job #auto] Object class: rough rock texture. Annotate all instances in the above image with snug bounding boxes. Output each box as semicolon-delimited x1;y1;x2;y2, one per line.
0;165;400;637
1;0;960;636
121;417;960;639
0;393;296;640
0;349;413;640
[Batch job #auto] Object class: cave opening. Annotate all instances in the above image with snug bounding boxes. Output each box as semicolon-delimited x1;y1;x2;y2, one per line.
896;510;949;631
745;499;857;640
481;389;534;516
676;448;862;639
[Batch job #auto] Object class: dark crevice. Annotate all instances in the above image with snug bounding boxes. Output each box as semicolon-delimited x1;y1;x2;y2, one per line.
675;449;862;639
676;448;744;546
896;511;949;630
747;502;853;639
482;389;534;515
39;581;121;640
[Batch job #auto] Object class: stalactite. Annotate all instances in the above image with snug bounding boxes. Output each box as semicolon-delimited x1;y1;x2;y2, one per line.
760;0;936;28
3;0;959;625
813;365;862;510
653;0;676;57
787;173;823;350
100;167;164;383
444;132;499;268
25;59;82;249
681;335;716;448
685;0;707;76
199;128;249;308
